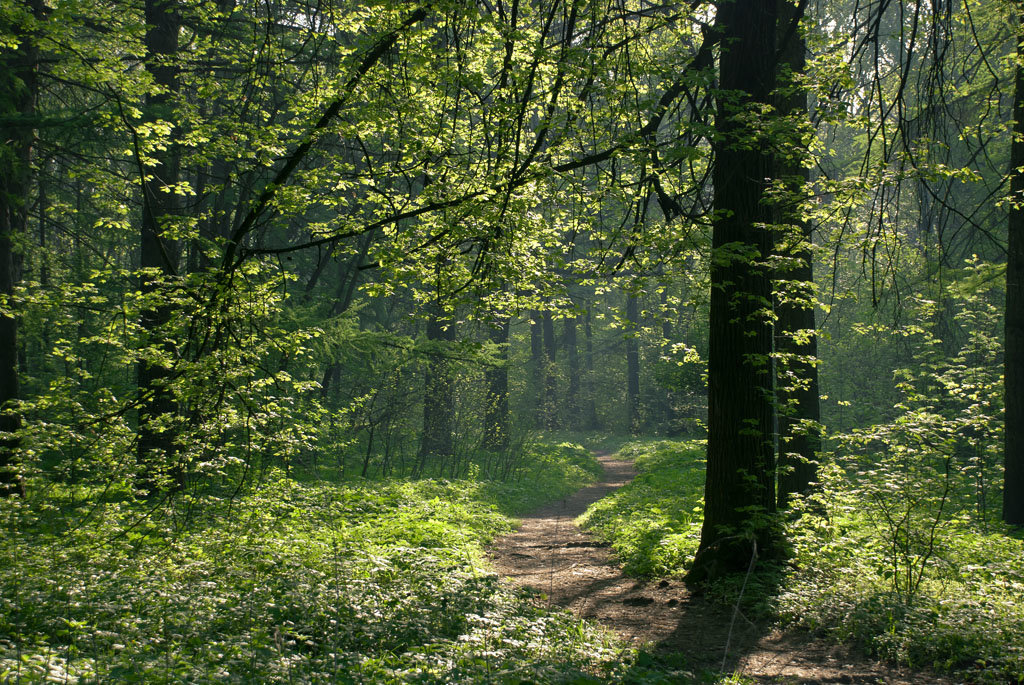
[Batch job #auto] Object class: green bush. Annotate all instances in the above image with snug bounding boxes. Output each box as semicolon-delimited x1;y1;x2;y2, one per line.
778;463;1024;683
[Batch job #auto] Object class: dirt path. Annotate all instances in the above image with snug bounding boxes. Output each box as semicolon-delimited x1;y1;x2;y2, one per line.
489;451;954;684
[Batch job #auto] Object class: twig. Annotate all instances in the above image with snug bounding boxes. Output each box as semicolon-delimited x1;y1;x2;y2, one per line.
722;539;758;672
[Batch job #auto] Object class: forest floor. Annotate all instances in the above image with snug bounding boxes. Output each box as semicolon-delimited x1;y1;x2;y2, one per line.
488;451;955;684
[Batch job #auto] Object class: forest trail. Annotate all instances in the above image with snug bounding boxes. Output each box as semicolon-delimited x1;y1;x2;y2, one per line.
488;451;954;684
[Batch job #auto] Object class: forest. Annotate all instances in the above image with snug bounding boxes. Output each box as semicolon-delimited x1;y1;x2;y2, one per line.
0;0;1022;682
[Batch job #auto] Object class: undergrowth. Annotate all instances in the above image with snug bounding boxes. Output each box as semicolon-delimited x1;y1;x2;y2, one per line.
0;442;625;683
577;440;705;577
576;438;1024;683
778;463;1024;683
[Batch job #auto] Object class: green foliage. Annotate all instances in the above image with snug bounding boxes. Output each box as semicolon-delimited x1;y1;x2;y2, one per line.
779;470;1024;683
577;440;705;577
775;269;1022;682
0;442;627;683
15;264;325;502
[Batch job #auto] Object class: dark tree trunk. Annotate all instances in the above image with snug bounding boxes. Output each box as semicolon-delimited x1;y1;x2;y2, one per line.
0;0;43;496
774;0;820;509
659;289;678;428
418;303;455;468
530;310;545;427
1005;8;1024;526
565;315;581;431
583;308;600;429
483;318;511;451
137;0;183;494
319;233;373;399
625;293;641;435
542;310;558;429
688;0;778;583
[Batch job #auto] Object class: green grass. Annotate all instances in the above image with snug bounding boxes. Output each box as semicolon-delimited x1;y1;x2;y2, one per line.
11;434;1019;683
577;440;706;577
533;430;637;455
0;442;628;683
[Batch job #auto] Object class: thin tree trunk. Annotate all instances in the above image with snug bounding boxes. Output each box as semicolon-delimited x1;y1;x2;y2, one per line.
483;317;511;451
774;0;820;509
583;308;599;429
1005;6;1024;526
688;0;778;583
626;293;641;435
319;233;374;399
418;302;455;470
565;315;580;431
530;309;545;427
659;288;677;429
542;310;558;429
0;0;43;496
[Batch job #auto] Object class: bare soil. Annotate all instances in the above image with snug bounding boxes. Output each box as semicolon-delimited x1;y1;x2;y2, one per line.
488;451;956;684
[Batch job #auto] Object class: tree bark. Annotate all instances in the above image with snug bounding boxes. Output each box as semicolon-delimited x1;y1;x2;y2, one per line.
530;309;545;428
418;303;456;468
137;0;183;494
626;293;641;435
1005;7;1024;526
688;0;778;582
659;288;678;429
564;315;581;431
483;317;511;451
0;0;43;496
774;0;821;509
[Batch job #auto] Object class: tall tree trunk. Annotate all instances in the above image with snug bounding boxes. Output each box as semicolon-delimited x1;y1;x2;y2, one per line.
530;309;545;428
565;315;581;431
659;288;677;429
418;303;455;469
0;0;43;496
483;317;511;451
542;310;558;429
583;308;600;429
774;0;821;509
137;0;183;494
688;0;778;583
1005;7;1024;526
625;293;641;435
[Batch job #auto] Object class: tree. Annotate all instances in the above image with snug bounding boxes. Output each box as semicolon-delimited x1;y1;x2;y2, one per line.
0;0;43;496
417;299;456;472
136;0;183;493
625;292;641;435
774;0;821;509
688;0;779;582
541;310;558;429
564;314;581;431
482;317;511;451
1006;3;1024;526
